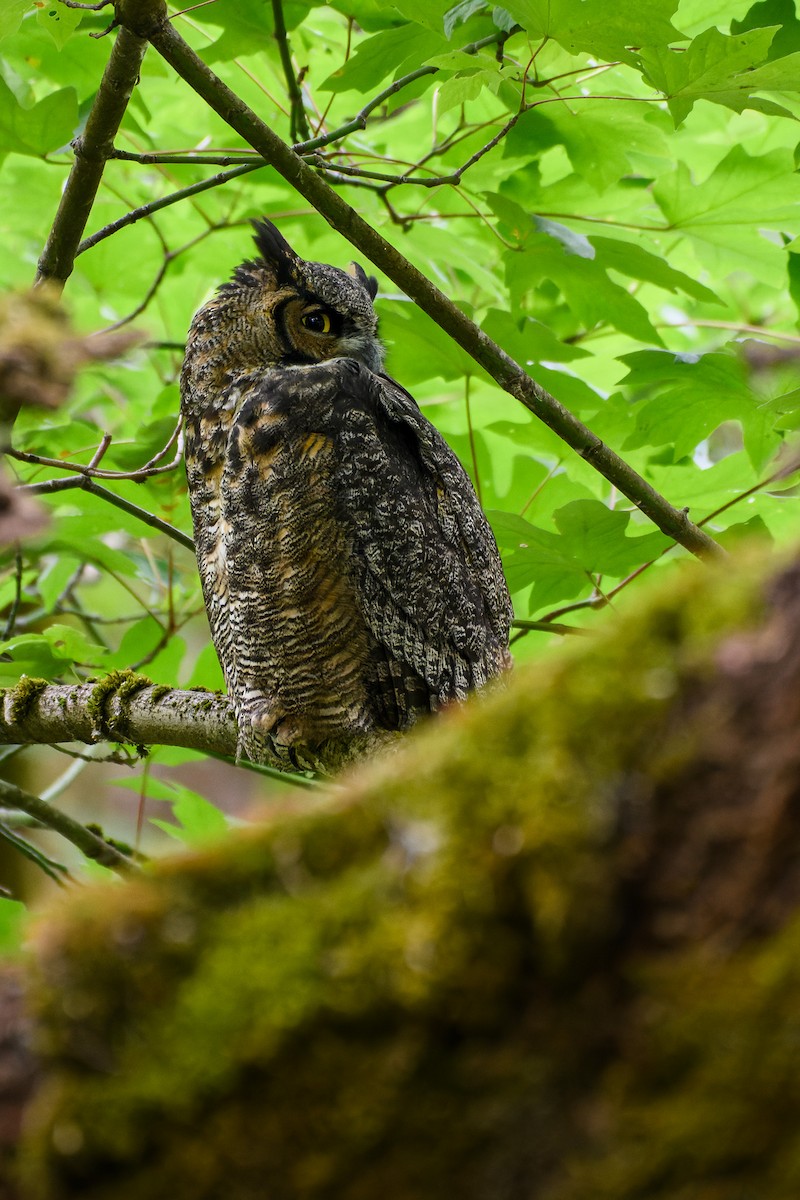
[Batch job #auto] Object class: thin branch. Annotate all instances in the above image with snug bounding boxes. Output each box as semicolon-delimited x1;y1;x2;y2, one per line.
535;452;800;629
0;819;73;885
292;28;519;155
698;454;800;528
99;225;217;330
40;742;106;803
88;111;520;253
660;318;800;345
77;162;264;255
0;777;136;873
511;619;592;636
36;20;148;290
19;473;195;552
140;9;724;562
271;0;310;143
49;742;139;764
8;420;183;483
110;149;260;164
60;0;113;9
2;548;24;639
464;375;481;506
170;0;221;17
307;110;525;191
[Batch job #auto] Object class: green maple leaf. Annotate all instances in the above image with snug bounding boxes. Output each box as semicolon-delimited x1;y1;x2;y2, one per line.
639;25;799;124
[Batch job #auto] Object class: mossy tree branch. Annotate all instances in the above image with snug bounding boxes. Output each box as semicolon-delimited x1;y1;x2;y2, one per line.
0;677;237;758
117;0;724;563
0;677;323;786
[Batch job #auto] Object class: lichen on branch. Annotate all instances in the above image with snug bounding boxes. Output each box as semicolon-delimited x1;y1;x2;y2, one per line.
0;674;237;758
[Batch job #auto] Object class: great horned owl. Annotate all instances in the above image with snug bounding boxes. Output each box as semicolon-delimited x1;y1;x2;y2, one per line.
180;220;512;771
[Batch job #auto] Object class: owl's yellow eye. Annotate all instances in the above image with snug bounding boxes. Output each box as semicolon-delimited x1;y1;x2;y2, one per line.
301;310;332;334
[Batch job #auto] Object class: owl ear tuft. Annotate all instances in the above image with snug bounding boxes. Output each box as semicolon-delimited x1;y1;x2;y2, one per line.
349;261;379;301
252;219;299;285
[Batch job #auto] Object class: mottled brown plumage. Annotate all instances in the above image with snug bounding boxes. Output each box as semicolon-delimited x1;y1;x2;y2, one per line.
181;220;512;770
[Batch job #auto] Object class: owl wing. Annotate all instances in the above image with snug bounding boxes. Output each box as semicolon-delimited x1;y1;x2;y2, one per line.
187;358;512;756
333;362;513;708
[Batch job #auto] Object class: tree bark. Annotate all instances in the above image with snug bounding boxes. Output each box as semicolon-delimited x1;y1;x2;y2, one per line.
0;676;237;757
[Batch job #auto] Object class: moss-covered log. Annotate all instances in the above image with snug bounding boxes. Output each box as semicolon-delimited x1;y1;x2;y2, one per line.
11;548;800;1198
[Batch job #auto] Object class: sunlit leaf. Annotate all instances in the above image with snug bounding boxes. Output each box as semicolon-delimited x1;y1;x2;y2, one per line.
36;2;83;50
0;76;77;156
501;0;682;62
640;25;781;123
553;499;672;573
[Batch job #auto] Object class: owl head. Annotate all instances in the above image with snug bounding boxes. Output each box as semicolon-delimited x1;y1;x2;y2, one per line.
229;219;384;374
182;220;385;402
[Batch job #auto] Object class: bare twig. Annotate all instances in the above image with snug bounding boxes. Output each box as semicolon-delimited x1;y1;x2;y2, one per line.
0;819;72;885
292;28;519;155
99;226;216;330
271;0;310;143
511;619;592;636
0;777;136;873
77;162;265;255
110;149;259;164
8;420;183;483
19;473;195;552
531;452;800;631
659;318;800;345
2;549;24;639
308;110;523;191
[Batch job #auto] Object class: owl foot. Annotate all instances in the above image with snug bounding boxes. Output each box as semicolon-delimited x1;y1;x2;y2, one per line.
237;707;388;774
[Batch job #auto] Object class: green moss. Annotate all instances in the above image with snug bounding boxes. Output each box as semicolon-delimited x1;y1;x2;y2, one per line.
16;549;785;1200
114;672;154;705
562;918;800;1198
86;669;158;743
8;676;48;723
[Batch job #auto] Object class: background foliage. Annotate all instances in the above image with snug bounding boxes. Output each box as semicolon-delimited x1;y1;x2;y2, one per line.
1;0;800;891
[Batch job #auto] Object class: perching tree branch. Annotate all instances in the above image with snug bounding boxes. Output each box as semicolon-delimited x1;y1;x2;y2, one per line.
116;0;724;564
0;676;323;787
0;675;237;756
